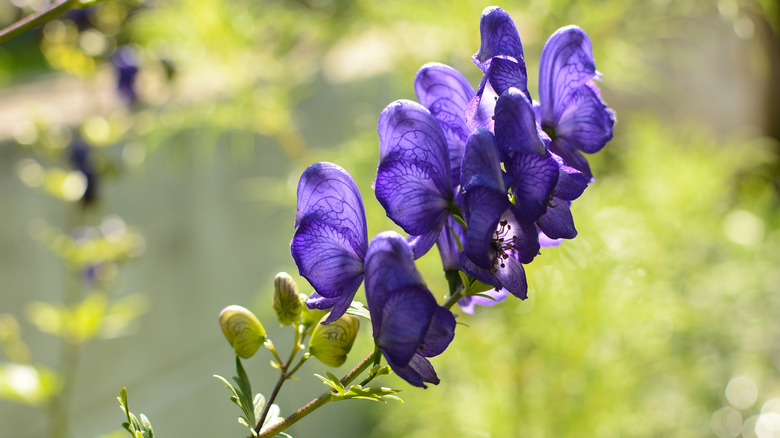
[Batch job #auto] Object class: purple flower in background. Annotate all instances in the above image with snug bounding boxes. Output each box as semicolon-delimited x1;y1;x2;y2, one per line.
537;25;615;179
68;136;98;206
364;231;455;388
113;46;139;105
291;162;368;324
375;100;454;258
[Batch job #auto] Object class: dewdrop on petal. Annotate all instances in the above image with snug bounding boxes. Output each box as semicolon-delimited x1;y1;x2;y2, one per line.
309;314;359;367
219;305;266;359
272;272;304;325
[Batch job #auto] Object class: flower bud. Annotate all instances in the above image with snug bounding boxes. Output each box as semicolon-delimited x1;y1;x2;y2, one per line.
218;305;266;359
272;272;304;325
309;314;359;367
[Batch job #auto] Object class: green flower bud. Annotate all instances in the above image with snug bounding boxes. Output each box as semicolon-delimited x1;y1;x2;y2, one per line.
219;305;266;359
309;314;359;367
272;272;304;325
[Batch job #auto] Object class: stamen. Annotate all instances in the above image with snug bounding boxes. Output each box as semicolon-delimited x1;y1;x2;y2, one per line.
489;220;518;273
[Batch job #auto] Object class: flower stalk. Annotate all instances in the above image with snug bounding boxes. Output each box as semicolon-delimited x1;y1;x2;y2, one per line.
0;0;79;45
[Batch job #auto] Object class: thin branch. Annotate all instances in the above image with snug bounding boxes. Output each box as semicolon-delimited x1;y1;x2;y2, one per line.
256;350;376;438
0;0;79;45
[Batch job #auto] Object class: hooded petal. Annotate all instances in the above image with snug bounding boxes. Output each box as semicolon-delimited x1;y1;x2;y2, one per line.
494;88;546;156
294;162;367;257
292;163;368;322
507;150;559;222
472;6;525;72
377;100;453;245
414;63;475;187
538;26;614;154
465;75;498;132
538;199;577;239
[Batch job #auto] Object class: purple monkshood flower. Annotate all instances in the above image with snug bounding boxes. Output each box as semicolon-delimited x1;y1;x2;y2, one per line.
375;100;454;258
364;231;455;388
538;26;615;180
291;162;368;325
113;46;139;105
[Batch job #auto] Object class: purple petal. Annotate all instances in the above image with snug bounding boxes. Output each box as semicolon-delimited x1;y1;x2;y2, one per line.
463;187;508;269
538;231;564;248
414;63;475;186
460;128;505;194
295;162;367;257
465;76;497;132
305;291;356;325
549;137;593;180
472;6;525;72
457;288;509;314
419;307;456;358
538;26;614;154
383;351;439;388
377;100;453;241
538;199;577;239
291;220;365;300
485;56;528;98
407;229;441;260
554;80;615;154
364;232;425;337
507;151;559;221
375;159;452;236
552;155;590;201
459;249;528;299
436;216;464;272
374;283;438;367
494;88;546;156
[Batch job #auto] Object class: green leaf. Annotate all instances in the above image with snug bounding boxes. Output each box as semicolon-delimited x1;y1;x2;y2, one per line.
332;384;403;403
314;373;344;393
465;280;494;295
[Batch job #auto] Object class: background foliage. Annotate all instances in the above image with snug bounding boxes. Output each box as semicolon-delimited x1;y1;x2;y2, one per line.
1;0;779;437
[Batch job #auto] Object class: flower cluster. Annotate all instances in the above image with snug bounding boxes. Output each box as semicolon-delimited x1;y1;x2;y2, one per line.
291;6;614;387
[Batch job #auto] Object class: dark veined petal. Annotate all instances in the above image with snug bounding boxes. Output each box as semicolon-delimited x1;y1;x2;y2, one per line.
375;159;452;236
485;56;529;98
414;63;475;186
291;220;365;299
463;187;508;269
472;6;525;72
459;249;528;300
377;100;453;245
507;151;559;222
294;162;368;258
538;199;577;239
407;229;441;260
538;26;614;154
554;80;615;154
494;88;546;156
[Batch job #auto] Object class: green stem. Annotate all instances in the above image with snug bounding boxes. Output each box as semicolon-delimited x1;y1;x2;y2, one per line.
0;0;79;45
256;349;377;438
255;326;304;434
443;288;464;310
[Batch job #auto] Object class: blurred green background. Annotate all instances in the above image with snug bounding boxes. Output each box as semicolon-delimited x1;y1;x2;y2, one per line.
1;0;779;437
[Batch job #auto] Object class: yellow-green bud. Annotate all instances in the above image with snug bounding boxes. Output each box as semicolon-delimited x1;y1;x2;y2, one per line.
218;305;266;359
272;272;304;325
309;314;359;367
